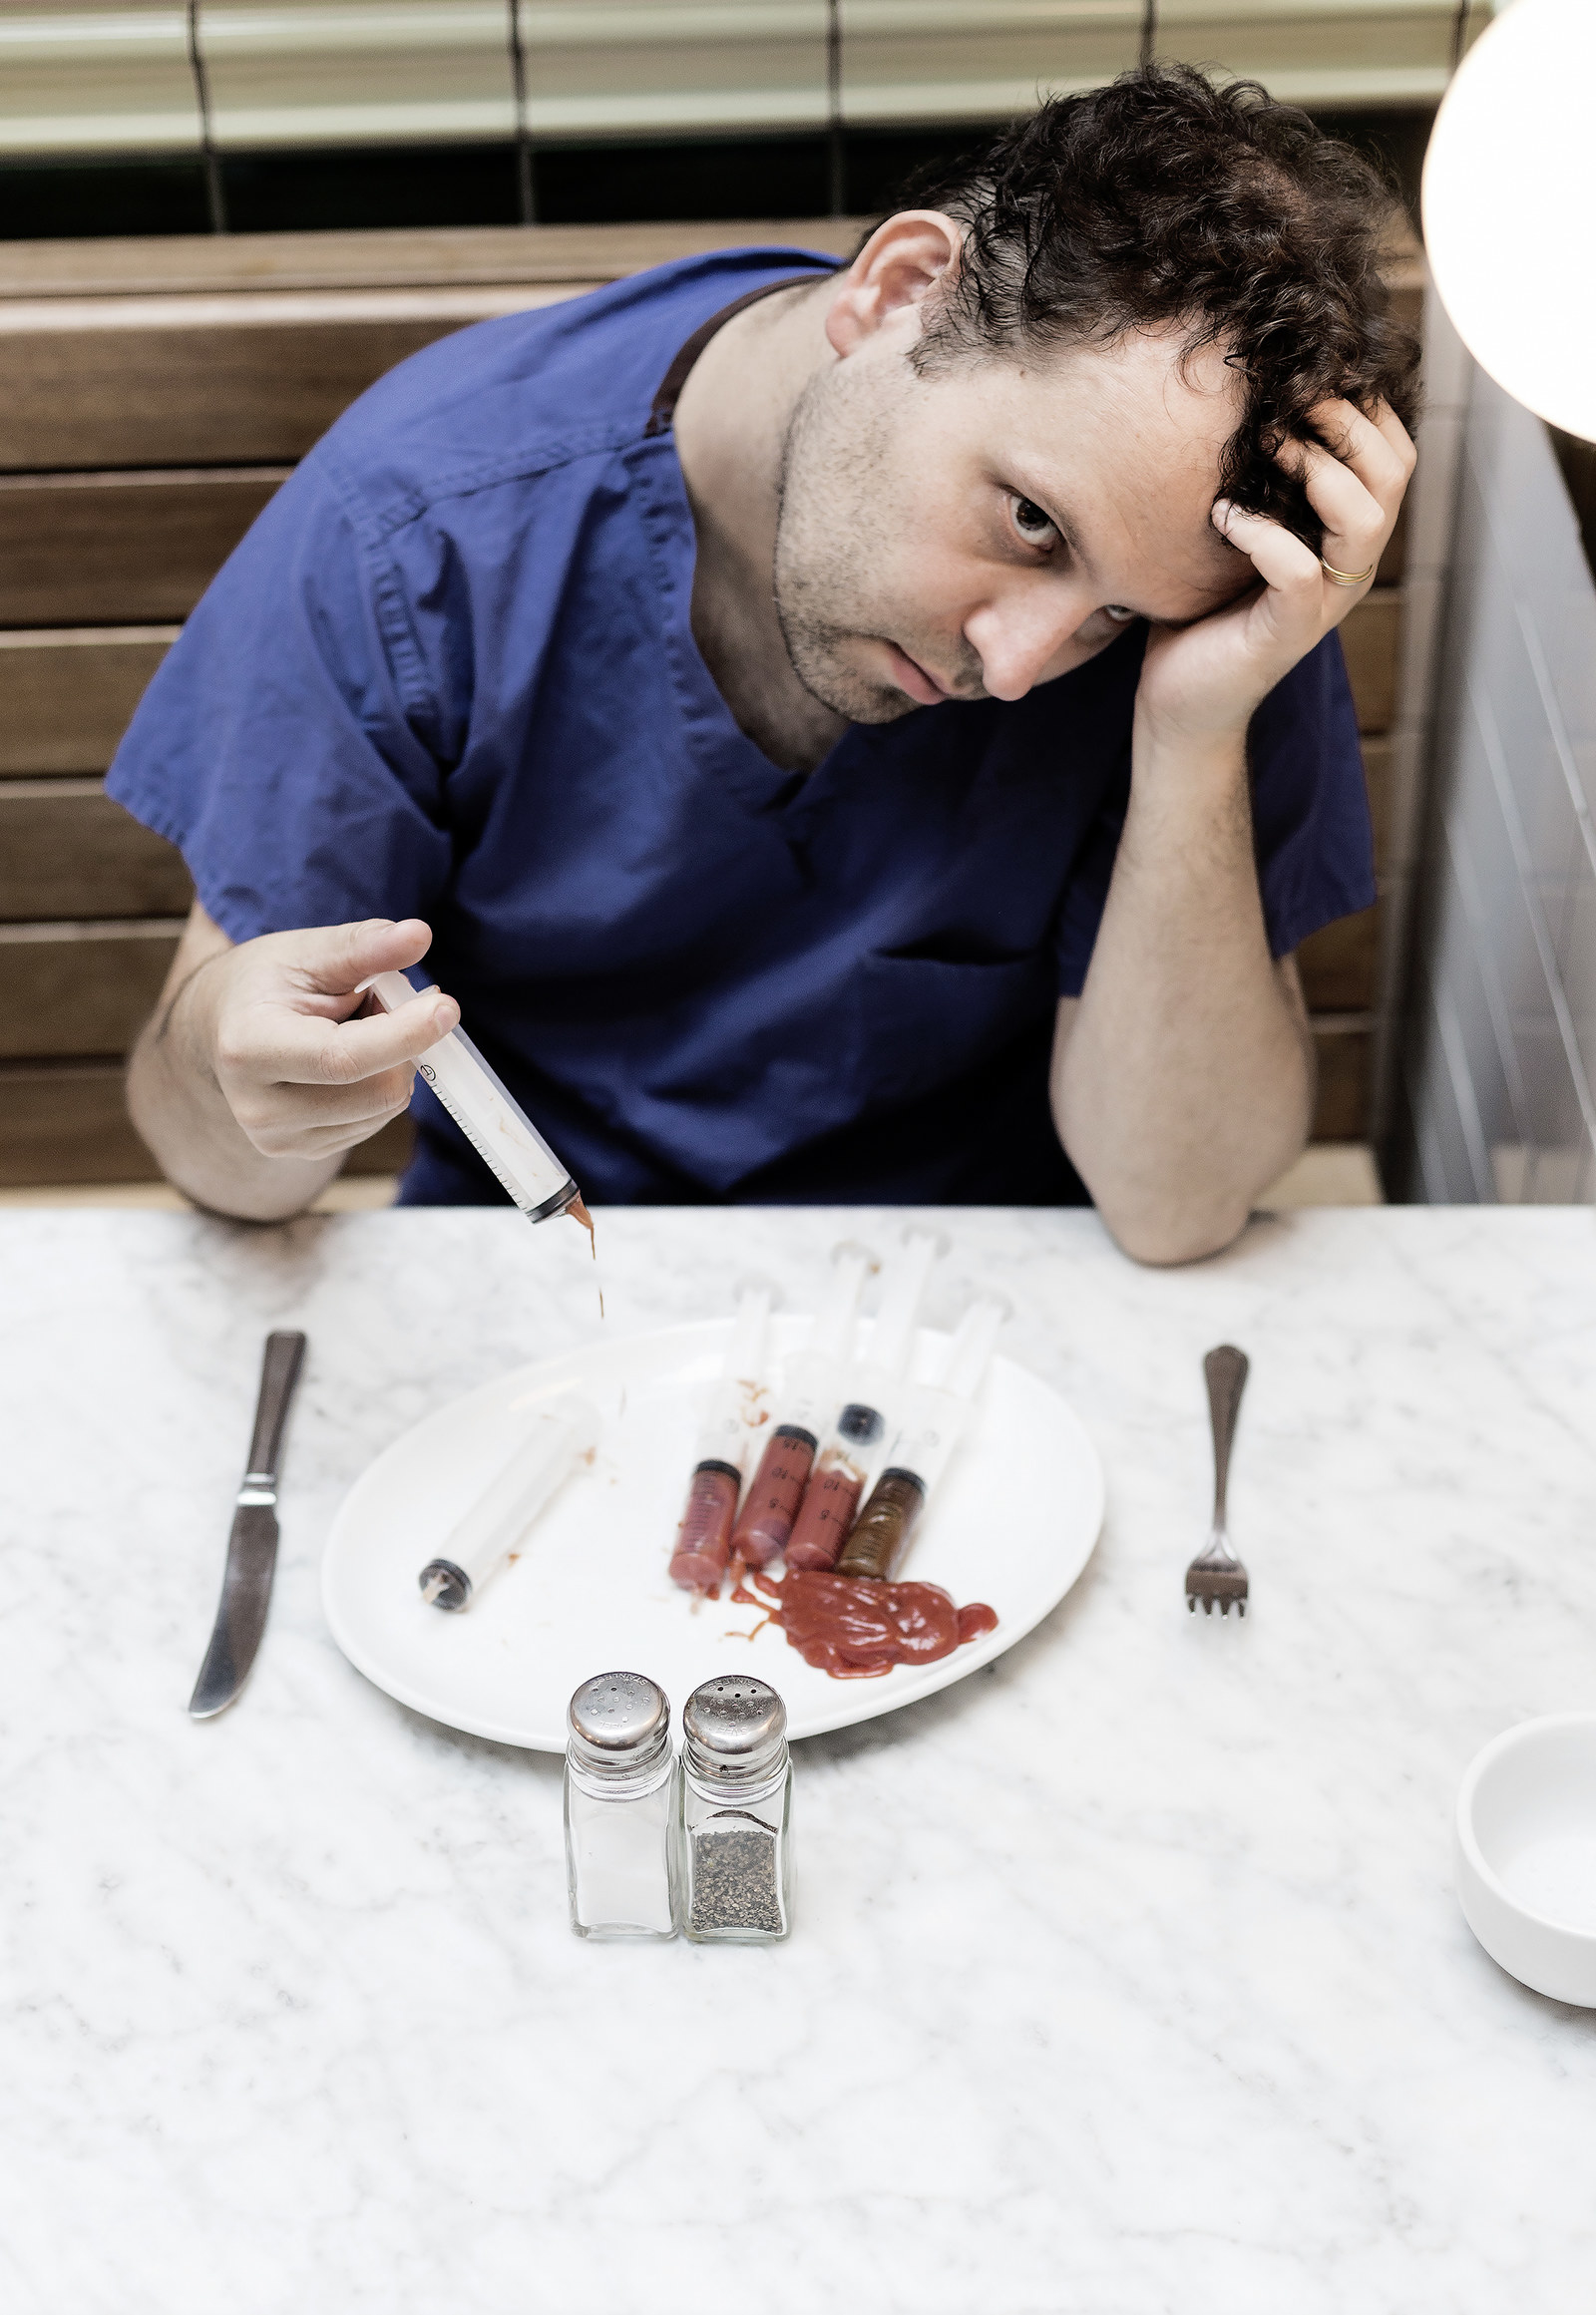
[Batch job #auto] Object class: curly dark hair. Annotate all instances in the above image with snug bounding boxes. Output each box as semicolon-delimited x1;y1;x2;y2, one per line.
898;65;1420;553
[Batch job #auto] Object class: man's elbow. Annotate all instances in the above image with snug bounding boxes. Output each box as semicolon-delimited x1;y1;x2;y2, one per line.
1096;1191;1254;1269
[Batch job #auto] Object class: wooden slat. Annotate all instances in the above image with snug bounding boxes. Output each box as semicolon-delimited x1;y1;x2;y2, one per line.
0;221;866;302
1377;496;1407;588
1310;1016;1372;1141
0;308;552;471
0;1061;413;1187
0;627;176;775
0;782;192;921
1361;733;1395;874
0;1060;159;1185
0;919;181;1057
0;470;288;627
1298;903;1379;1013
1340;588;1400;734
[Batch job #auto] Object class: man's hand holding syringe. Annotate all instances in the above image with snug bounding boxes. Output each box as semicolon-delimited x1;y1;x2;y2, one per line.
128;907;587;1228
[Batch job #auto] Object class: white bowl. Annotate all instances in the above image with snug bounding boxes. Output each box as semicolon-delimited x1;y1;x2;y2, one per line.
1455;1713;1596;2005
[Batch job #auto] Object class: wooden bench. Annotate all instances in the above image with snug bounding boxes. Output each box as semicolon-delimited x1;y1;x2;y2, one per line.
0;219;1416;1184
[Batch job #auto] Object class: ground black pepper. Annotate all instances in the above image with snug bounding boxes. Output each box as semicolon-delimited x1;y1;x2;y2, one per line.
687;1814;785;1937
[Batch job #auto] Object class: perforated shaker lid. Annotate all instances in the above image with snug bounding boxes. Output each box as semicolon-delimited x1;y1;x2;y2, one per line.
567;1670;670;1773
683;1674;787;1781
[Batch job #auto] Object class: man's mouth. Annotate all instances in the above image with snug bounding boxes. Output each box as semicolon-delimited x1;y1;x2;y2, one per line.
880;641;956;707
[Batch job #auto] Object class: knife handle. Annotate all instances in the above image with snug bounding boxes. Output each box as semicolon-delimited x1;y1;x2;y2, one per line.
244;1331;307;1485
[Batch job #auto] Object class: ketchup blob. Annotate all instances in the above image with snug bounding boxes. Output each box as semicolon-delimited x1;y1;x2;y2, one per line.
731;1567;998;1681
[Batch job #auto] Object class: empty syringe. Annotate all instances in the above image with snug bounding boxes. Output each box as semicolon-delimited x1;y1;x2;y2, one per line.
420;1396;600;1609
364;969;590;1235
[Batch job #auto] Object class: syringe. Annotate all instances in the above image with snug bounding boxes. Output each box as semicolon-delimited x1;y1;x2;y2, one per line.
785;1227;945;1573
420;1396;600;1609
730;1242;875;1569
364;970;590;1235
668;1279;776;1594
836;1294;1009;1582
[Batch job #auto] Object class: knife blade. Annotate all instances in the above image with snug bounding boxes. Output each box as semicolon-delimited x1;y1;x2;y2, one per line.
189;1329;307;1720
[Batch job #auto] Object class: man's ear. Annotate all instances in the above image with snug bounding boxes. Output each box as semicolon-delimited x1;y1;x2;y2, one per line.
825;210;964;359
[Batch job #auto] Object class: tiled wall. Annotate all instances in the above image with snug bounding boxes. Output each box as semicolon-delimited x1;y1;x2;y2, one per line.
1397;356;1596;1204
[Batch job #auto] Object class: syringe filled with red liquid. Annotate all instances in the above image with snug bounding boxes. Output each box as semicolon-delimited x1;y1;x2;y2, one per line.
667;1279;775;1595
730;1242;875;1570
785;1228;945;1572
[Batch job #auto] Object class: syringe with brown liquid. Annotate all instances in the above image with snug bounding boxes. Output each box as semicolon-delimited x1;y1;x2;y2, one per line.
836;1294;1009;1581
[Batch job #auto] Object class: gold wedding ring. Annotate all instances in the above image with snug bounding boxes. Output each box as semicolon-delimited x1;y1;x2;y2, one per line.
1321;558;1377;587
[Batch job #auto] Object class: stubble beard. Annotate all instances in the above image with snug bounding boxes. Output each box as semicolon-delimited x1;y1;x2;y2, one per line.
771;368;951;726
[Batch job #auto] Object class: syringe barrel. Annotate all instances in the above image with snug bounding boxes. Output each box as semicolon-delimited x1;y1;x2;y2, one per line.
365;970;580;1221
867;1229;944;1380
428;1397;598;1602
808;1242;873;1362
691;1284;774;1471
880;1384;969;1498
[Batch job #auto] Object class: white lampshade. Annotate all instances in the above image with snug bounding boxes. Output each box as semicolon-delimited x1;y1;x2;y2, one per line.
1422;0;1596;443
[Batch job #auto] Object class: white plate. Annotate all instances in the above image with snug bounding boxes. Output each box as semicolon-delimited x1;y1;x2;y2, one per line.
321;1316;1103;1747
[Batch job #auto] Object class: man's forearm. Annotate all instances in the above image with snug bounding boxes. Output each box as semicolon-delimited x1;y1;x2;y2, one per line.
128;948;341;1223
1051;729;1314;1265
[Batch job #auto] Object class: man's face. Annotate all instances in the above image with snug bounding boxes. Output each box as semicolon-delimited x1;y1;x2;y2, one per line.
772;318;1256;722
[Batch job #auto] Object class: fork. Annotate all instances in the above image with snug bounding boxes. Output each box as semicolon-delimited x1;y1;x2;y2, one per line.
1185;1344;1250;1617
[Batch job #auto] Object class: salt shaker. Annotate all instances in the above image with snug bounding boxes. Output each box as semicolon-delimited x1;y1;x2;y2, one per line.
565;1671;679;1940
679;1675;793;1944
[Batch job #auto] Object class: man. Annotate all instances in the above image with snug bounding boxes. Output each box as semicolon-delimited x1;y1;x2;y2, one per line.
113;65;1418;1263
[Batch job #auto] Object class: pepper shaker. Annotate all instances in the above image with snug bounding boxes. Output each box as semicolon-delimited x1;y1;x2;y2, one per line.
564;1671;679;1940
679;1675;793;1944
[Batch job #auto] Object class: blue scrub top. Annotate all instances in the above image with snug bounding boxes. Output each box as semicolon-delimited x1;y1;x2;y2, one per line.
107;247;1375;1209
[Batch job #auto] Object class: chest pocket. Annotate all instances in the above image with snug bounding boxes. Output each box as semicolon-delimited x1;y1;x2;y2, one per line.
850;947;1054;1105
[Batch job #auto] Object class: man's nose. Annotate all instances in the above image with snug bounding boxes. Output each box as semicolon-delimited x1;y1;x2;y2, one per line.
964;586;1092;701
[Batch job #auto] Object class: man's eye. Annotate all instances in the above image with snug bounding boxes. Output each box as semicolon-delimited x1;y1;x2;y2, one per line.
1010;495;1056;547
1102;603;1135;623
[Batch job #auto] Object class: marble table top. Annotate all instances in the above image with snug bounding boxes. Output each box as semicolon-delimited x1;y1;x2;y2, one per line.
4;1201;1596;2313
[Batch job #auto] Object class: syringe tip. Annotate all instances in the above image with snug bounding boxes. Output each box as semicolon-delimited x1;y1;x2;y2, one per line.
421;1571;448;1607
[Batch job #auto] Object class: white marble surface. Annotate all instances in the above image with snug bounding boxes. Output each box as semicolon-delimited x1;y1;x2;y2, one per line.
4;1202;1596;2312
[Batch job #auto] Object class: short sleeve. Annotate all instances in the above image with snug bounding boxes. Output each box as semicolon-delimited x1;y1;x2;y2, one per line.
1052;628;1375;998
105;452;456;945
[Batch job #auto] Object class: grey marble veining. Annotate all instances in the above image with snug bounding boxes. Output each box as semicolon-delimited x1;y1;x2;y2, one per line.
3;1202;1596;2312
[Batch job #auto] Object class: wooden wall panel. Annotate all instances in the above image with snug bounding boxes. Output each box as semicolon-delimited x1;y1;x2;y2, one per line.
1311;1019;1372;1141
1299;904;1379;1014
0;222;863;302
0;920;181;1057
0;1062;158;1185
0;627;176;776
0;782;193;921
0;470;288;626
0;1061;413;1187
0;313;527;471
1362;734;1394;869
1340;589;1400;733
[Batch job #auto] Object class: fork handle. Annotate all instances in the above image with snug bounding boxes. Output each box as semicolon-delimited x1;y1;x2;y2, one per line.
1204;1345;1249;1525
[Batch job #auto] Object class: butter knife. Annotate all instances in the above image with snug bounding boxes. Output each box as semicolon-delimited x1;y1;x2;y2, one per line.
188;1329;307;1720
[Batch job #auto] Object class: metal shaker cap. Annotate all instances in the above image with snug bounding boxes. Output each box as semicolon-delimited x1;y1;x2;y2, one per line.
567;1670;670;1775
683;1674;788;1783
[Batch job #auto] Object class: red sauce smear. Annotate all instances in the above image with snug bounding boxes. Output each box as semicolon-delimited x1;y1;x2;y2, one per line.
730;1564;998;1681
